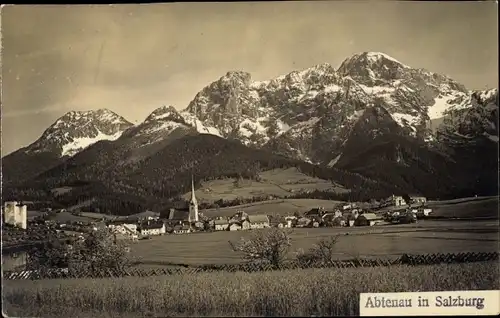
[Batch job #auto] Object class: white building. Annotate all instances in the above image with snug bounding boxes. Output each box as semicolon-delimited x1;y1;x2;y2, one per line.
214;219;229;231
108;223;138;240
3;201;27;230
139;222;166;236
248;215;270;229
387;195;406;206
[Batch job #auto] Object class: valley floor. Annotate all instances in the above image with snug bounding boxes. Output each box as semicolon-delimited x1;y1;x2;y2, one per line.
128;219;498;268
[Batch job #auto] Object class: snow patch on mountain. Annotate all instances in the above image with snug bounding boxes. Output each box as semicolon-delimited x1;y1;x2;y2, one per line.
180;111;222;136
61;130;123;157
23;108;133;158
365;52;411;69
391;113;420;133
428;94;456;119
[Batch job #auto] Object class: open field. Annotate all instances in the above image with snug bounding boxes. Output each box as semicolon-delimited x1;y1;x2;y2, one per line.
427;196;498;219
202;198;343;218
4;261;499;317
26;211;108;223
181;168;348;202
128;220;499;267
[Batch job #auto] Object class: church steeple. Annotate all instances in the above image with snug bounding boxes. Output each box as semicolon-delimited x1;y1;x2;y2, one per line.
189;175;199;222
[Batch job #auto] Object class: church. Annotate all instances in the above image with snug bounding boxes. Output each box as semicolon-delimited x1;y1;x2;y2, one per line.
164;176;200;225
188;175;199;222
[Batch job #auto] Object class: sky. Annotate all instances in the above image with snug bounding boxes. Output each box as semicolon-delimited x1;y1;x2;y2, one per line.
1;2;498;156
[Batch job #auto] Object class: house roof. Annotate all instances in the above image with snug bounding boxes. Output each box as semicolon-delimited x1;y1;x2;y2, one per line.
214;219;229;225
130;210;160;219
168;209;190;221
248;214;270;224
140;222;164;230
358;213;382;220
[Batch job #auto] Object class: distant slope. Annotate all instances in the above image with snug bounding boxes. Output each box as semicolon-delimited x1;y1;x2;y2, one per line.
334;105;457;198
6;134;401;215
180;167;349;203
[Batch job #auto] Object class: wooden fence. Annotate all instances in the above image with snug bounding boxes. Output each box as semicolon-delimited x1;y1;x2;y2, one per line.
3;251;498;280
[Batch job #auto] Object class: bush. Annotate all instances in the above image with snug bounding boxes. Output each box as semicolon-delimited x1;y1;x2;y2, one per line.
296;236;340;265
27;228;132;275
229;228;292;267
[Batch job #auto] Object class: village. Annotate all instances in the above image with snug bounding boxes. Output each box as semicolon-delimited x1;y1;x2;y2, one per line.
2;178;433;245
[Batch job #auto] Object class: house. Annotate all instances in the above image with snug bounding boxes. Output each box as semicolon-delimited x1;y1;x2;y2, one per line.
193;221;205;230
138;222;166;236
410;195;427;205
248;214;270;229
229;223;241;231
230;211;249;223
296;217;311;228
214;219;230;231
333;216;347;227
354;213;383;227
107;222;139;241
241;219;251;230
305;207;326;217
387;195;406;206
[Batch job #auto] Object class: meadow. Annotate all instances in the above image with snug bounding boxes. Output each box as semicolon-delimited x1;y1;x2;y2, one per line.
129;220;499;267
202;198;343;218
4;261;498;317
181;168;348;202
427;196;498;219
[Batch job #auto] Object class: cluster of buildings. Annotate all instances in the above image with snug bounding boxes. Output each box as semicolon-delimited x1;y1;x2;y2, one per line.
2;176;433;245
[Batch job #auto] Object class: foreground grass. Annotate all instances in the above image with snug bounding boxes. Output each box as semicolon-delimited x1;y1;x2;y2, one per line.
3;262;499;317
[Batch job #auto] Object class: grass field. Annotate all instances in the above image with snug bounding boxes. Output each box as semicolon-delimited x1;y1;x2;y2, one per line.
4;261;498;317
128;220;499;267
427;196;498;219
202;198;343;218
181;168;348;202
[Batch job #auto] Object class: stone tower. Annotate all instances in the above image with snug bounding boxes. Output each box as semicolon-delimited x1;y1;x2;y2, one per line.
189;175;199;222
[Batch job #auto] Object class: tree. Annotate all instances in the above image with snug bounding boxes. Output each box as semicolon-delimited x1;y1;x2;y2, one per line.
228;228;292;267
27;239;71;271
27;229;132;276
295;236;340;266
402;194;411;205
69;228;132;275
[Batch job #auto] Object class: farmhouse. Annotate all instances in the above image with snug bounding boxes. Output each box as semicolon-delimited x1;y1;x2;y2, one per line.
387;195;406;206
296;217;312;228
107;222;139;240
138;222;166;236
354;213;384;227
193;221;205;230
214;219;230;231
229;223;241;231
410;195;427;205
305;207;327;218
248;214;270;229
173;224;191;234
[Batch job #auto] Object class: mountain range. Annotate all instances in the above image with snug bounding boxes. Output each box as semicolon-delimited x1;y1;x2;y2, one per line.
2;52;498;214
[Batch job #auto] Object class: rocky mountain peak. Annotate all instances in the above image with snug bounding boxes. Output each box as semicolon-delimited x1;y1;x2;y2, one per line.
338;52;411;86
144;105;186;125
25;108;133;157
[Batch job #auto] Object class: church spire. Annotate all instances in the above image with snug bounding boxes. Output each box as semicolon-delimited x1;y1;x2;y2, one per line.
190;175;197;205
189;174;199;222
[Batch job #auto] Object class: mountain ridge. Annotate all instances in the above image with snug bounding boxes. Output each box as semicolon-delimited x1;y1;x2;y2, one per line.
2;52;498;209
